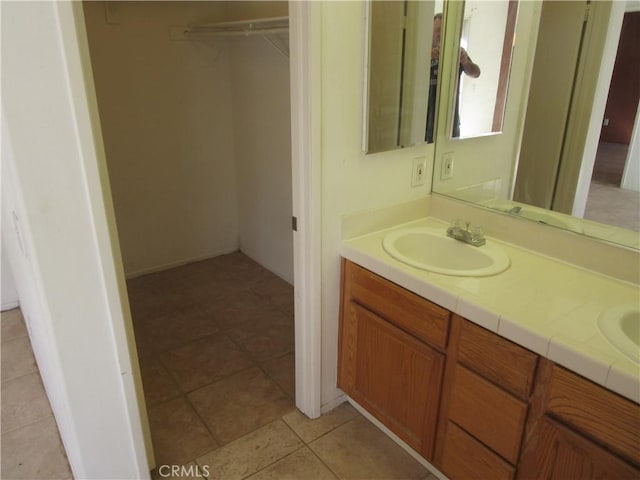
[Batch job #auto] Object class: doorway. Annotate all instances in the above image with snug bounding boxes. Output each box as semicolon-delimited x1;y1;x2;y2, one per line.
81;0;301;469
584;10;640;231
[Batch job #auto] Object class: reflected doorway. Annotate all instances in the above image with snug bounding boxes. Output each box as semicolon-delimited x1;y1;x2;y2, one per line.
584;10;640;231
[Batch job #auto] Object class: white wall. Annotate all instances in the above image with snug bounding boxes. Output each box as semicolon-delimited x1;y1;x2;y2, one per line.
230;35;293;284
84;1;293;283
1;2;150;477
319;2;434;407
1;241;19;311
83;2;240;277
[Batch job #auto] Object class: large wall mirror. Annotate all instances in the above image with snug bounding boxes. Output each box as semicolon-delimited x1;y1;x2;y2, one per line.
433;0;640;250
364;0;443;153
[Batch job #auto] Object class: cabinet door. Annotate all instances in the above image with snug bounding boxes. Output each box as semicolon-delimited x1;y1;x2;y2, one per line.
339;301;445;460
522;417;639;480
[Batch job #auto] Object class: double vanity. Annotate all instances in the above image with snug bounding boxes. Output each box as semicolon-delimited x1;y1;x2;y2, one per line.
338;204;639;479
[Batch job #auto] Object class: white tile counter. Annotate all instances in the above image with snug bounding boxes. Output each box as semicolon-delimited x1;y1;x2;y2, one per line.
341;216;640;403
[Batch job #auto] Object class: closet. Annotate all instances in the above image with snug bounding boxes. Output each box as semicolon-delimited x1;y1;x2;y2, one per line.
82;1;293;284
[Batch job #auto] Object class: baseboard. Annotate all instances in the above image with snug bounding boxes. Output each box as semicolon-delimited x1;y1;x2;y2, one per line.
124;247;239;279
346;397;448;480
320;394;348;415
1;301;20;312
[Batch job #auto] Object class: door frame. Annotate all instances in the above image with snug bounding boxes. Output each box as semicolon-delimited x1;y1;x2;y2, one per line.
289;1;323;419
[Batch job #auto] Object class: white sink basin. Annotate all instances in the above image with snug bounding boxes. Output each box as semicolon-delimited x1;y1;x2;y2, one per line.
382;227;510;277
598;305;640;364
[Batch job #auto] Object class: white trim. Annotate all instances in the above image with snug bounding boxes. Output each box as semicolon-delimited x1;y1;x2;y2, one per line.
321;394;348;415
289;1;323;419
621;101;640;192
59;3;153;474
1;301;20;311
361;1;372;153
124;247;238;279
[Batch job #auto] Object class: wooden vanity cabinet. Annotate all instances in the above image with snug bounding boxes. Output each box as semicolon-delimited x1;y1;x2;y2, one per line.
338;260;449;460
434;315;538;480
338;259;640;479
518;360;640;479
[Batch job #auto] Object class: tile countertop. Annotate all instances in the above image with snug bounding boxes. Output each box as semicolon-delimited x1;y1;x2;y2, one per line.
341;216;640;404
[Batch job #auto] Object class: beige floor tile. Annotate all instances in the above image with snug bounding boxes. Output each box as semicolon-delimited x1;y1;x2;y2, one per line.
251;272;294;315
1;336;38;382
421;473;440;480
132;305;220;354
188;367;295;445
196;420;302;480
161;334;253;392
283;403;360;444
1;416;73;480
262;352;295;398
148;396;218;466
246;447;338;480
1;309;28;343
213;290;277;331
139;355;182;407
1;372;53;434
309;416;428;480
226;311;294;362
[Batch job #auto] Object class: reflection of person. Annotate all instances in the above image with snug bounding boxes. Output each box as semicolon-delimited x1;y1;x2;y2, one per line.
426;13;481;142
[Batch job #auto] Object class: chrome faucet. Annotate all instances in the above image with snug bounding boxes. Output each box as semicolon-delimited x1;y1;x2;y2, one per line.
447;220;486;247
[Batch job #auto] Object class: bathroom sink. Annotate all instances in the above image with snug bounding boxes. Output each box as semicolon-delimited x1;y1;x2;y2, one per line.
598;305;640;364
382;227;510;277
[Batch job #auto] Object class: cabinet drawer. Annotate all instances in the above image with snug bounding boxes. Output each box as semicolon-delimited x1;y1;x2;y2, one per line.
345;261;450;349
457;317;538;399
441;421;515;480
546;365;640;465
449;364;528;464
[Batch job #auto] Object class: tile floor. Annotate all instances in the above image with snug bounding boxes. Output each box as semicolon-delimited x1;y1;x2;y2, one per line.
1;308;73;479
1;252;439;480
132;252;438;479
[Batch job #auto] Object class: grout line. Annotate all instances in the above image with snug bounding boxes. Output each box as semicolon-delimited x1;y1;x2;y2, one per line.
0;366;42;386
130;254;297;475
0;412;56;436
278;415;344;479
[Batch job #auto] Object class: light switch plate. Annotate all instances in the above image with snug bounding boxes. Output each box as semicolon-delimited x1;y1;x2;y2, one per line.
441;152;454;180
412;157;427;187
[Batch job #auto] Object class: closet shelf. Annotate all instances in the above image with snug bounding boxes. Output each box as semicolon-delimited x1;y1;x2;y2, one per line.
182;16;289;58
185;16;289;37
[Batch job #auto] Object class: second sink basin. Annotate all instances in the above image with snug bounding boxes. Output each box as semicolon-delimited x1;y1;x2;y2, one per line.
598;305;640;364
382;227;510;277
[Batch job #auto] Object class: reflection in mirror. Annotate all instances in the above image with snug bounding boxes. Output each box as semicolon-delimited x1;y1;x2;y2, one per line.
433;0;640;250
365;1;441;153
451;0;518;139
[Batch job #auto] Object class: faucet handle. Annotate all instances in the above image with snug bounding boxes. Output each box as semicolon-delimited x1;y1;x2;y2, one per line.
470;225;484;240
